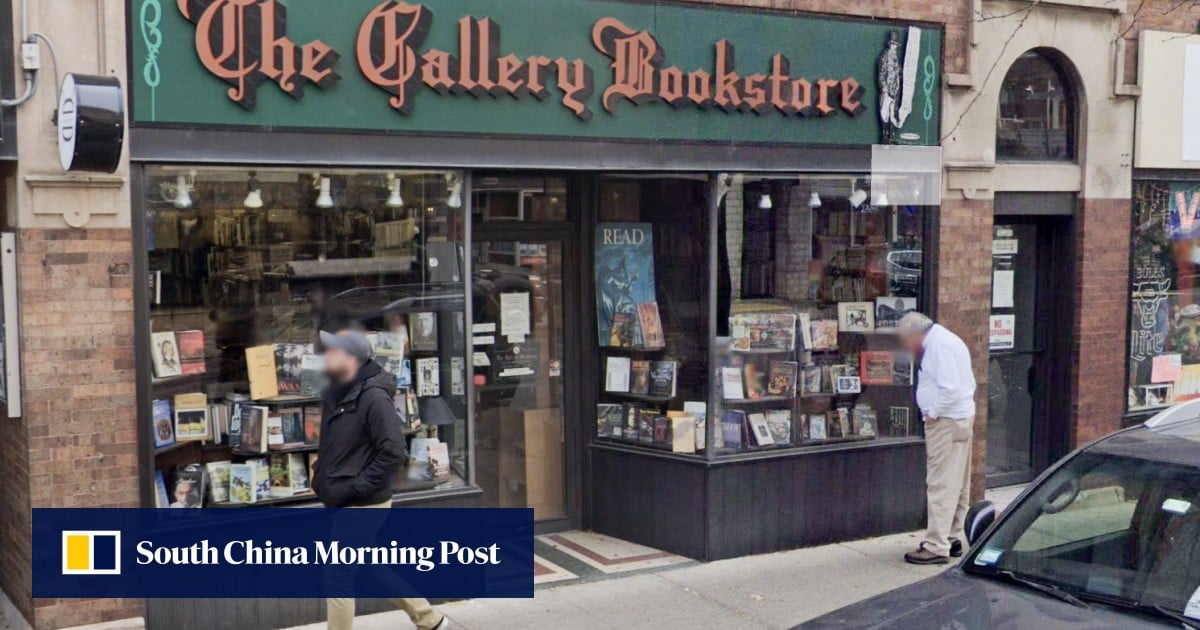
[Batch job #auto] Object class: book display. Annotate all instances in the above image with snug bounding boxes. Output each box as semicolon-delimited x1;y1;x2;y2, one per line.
146;167;469;508
593;218;706;454
712;180;926;453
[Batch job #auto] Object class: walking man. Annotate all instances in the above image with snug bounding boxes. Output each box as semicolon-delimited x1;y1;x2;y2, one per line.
312;329;453;630
897;313;977;565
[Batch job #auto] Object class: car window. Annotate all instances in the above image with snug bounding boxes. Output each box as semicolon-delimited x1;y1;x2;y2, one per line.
966;452;1200;618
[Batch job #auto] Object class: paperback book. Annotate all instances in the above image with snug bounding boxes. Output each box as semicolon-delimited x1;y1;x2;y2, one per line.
729;313;797;351
636;409;656;445
630;360;652;395
667;411;696;454
277;407;306;449
177;330;206;375
810;320;839;351
152;399;175;448
229;463;256;504
743;363;766;400
801;365;822;395
637;302;666;349
597;403;624;438
269;453;294;498
766;410;792;444
289;452;312;493
767;361;798;398
860;351;895;386
648;361;677;398
621;403;645;441
173;393;209;442
721;410;746;449
304;406;322;445
239;405;270;454
150;331;182;378
747;413;774;446
171;464;206;508
409;312;439;352
205;461;231;504
721;366;745;400
605;356;632;393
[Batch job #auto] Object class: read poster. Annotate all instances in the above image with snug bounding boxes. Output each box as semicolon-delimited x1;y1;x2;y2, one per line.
595;223;657;347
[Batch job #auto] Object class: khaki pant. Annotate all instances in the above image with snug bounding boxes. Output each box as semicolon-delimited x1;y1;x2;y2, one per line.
326;499;445;630
922;417;974;556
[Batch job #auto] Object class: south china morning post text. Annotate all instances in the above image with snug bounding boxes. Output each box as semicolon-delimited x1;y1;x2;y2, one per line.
32;508;535;599
135;538;501;572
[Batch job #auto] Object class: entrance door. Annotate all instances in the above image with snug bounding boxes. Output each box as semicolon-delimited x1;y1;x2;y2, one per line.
986;214;1072;487
470;175;578;526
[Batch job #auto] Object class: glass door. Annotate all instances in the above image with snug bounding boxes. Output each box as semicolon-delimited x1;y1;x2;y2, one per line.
987;222;1040;486
471;237;570;522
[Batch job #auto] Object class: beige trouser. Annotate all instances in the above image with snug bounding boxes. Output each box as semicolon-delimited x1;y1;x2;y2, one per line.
922;417;974;556
326;499;445;630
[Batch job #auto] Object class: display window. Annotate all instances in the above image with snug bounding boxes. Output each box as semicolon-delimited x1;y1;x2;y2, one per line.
714;175;928;452
592;173;932;455
1127;180;1200;413
594;176;712;454
143;166;468;507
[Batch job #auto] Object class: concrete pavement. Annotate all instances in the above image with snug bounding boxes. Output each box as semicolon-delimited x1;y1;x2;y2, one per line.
288;486;1025;630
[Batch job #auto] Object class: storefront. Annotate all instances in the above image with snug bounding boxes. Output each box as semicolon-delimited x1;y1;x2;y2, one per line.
1126;30;1200;422
130;1;941;626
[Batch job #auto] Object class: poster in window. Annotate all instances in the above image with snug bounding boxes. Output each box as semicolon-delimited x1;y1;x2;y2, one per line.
1170;185;1200;240
595;223;657;348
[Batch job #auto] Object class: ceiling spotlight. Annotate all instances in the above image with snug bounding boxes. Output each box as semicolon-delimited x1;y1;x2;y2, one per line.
848;189;868;208
758;193;773;210
243;171;263;209
446;173;463;209
808;191;822;208
386;173;405;208
873;191;890;207
315;176;334;209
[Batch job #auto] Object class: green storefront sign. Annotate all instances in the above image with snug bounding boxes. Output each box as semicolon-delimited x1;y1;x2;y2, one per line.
133;0;941;146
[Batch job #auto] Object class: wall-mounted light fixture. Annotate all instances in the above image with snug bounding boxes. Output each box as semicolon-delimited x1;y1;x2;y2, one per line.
243;171;263;209
386;173;405;209
315;175;334;209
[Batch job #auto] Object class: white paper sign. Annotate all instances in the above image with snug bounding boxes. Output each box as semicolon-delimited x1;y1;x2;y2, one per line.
992;239;1018;256
992;270;1015;308
472;322;497;334
500;292;531;343
989;315;1016;351
472;351;491;367
1184;45;1200;161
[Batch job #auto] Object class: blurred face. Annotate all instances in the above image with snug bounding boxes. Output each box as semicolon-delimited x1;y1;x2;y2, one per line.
175;482;193;504
899;329;924;355
323;347;359;384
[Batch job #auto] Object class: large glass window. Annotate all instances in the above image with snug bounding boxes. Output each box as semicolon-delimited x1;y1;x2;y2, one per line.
594;176;711;454
714;175;929;453
144;166;467;507
997;50;1076;161
1127;180;1200;414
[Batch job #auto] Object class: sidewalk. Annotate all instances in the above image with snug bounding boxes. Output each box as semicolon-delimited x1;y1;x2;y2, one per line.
290;486;1025;630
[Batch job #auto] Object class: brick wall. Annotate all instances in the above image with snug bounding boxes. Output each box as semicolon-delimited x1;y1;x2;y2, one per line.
699;0;972;74
1120;1;1200;83
935;198;994;501
1071;200;1131;446
14;229;143;629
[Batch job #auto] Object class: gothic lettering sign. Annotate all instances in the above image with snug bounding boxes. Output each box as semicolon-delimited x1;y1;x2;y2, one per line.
132;0;941;147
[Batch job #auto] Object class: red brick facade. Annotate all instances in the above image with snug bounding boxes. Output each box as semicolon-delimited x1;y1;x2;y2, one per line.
9;229;143;629
934;198;994;500
1071;199;1133;446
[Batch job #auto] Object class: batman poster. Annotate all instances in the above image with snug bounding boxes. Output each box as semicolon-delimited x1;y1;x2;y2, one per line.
595;223;658;347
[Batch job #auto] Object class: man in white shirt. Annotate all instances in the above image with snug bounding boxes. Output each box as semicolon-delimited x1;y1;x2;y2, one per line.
897;312;977;565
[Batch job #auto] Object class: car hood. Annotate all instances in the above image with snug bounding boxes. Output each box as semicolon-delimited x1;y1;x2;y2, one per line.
796;570;1169;629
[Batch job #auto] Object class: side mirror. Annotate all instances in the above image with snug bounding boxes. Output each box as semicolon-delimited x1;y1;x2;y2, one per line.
965;500;996;546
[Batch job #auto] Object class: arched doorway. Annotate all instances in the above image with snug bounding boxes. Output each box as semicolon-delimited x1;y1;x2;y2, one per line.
988;49;1081;487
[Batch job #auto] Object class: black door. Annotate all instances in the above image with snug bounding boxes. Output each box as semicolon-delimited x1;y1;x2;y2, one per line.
987;215;1073;487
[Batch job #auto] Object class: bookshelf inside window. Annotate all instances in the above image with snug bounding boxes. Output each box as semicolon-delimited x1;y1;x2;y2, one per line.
144;166;469;509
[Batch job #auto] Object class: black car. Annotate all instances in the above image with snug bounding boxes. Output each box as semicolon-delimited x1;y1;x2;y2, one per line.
800;401;1200;629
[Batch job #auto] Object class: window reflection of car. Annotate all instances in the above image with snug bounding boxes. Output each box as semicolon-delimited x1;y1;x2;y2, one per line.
799;400;1200;629
887;250;922;296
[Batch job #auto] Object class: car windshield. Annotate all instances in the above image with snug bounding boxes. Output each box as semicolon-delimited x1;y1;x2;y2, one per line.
965;451;1200;621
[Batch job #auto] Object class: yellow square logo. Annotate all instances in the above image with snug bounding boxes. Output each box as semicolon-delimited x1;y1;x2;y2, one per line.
61;531;121;575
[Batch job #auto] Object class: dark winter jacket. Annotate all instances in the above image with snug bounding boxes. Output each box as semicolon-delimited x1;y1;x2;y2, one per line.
311;360;406;507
